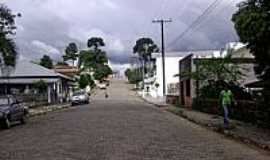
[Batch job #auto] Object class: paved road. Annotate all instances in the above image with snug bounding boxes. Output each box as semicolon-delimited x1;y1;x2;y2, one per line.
0;80;269;160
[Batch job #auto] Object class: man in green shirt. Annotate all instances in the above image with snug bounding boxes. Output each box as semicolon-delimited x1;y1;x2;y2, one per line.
219;86;235;129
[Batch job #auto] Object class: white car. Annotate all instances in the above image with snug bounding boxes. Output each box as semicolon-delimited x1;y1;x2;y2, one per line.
98;83;107;89
71;91;90;106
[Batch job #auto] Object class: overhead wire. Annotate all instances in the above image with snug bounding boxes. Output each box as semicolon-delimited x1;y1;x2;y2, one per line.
167;0;224;48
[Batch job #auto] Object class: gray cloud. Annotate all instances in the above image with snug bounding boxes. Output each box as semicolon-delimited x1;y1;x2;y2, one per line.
3;0;242;69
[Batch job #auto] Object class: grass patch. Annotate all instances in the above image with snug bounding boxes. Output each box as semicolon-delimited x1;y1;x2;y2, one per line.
167;106;183;115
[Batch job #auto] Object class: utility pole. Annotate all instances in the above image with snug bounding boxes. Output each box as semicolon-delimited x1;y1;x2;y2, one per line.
153;19;172;96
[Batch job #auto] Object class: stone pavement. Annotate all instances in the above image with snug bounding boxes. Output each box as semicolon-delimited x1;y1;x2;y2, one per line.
166;105;270;151
0;80;269;160
140;92;270;151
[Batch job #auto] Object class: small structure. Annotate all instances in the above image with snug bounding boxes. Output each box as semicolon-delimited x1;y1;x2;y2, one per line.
0;60;74;104
179;45;256;107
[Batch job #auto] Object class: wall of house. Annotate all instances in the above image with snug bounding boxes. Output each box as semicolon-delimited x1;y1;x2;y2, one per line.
153;57;183;97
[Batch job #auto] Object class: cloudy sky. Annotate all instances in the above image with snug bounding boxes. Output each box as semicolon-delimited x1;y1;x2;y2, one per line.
2;0;242;70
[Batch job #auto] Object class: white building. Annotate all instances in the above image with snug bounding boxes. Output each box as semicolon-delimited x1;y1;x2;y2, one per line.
144;52;186;98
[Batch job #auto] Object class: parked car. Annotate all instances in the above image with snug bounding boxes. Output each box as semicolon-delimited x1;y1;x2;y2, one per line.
0;95;28;129
71;91;90;106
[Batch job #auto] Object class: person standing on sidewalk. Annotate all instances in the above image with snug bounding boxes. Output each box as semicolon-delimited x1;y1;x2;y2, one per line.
219;86;235;129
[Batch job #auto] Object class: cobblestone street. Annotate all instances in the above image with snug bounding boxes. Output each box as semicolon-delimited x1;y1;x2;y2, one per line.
0;80;269;160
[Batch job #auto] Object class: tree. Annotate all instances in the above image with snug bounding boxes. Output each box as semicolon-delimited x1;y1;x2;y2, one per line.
79;37;108;73
40;55;53;69
78;74;95;89
125;68;143;85
79;49;108;71
87;37;105;50
93;64;113;81
183;55;247;99
232;0;270;103
133;38;159;78
63;42;78;66
191;56;246;85
0;4;20;67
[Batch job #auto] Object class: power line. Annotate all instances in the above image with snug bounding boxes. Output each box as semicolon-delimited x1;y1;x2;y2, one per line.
191;0;239;43
193;0;235;31
167;0;223;48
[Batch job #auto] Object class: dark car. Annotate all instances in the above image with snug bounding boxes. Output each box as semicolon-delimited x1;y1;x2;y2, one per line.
71;91;90;106
0;95;28;129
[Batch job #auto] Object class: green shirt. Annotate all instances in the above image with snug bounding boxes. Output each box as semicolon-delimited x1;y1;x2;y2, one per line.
220;90;233;105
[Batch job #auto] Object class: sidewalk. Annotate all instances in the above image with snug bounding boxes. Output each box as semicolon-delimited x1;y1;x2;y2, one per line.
141;95;270;151
140;94;169;107
28;103;72;117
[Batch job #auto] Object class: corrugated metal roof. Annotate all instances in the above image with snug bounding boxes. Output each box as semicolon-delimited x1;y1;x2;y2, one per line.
0;78;59;84
0;60;58;77
0;60;74;82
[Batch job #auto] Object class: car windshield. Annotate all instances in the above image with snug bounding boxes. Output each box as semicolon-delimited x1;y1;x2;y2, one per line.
0;98;9;106
73;92;85;96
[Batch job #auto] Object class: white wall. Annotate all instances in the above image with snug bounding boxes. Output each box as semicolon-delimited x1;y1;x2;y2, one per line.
155;57;183;97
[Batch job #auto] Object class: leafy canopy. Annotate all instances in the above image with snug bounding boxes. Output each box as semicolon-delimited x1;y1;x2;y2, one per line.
40;55;53;69
0;4;20;67
79;37;109;72
190;55;246;85
79;49;108;71
125;68;143;84
87;37;105;50
232;0;270;80
93;64;113;81
78;74;95;89
63;42;78;66
133;38;159;61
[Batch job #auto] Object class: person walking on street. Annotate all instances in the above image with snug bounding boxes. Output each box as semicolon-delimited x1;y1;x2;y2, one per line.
219;85;235;129
104;88;109;98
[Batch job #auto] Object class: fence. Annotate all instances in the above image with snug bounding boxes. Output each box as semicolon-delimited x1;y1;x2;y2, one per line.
14;93;48;108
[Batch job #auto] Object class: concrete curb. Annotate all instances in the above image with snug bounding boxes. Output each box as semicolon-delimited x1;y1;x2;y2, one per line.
28;104;72;117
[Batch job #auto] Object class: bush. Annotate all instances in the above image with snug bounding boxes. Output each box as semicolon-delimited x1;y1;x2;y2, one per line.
192;97;270;127
33;80;48;93
199;80;252;100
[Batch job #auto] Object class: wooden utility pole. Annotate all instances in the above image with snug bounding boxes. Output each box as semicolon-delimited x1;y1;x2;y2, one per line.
152;19;172;96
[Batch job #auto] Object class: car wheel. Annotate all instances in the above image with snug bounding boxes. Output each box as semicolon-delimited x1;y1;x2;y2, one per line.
20;115;27;124
3;117;11;129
